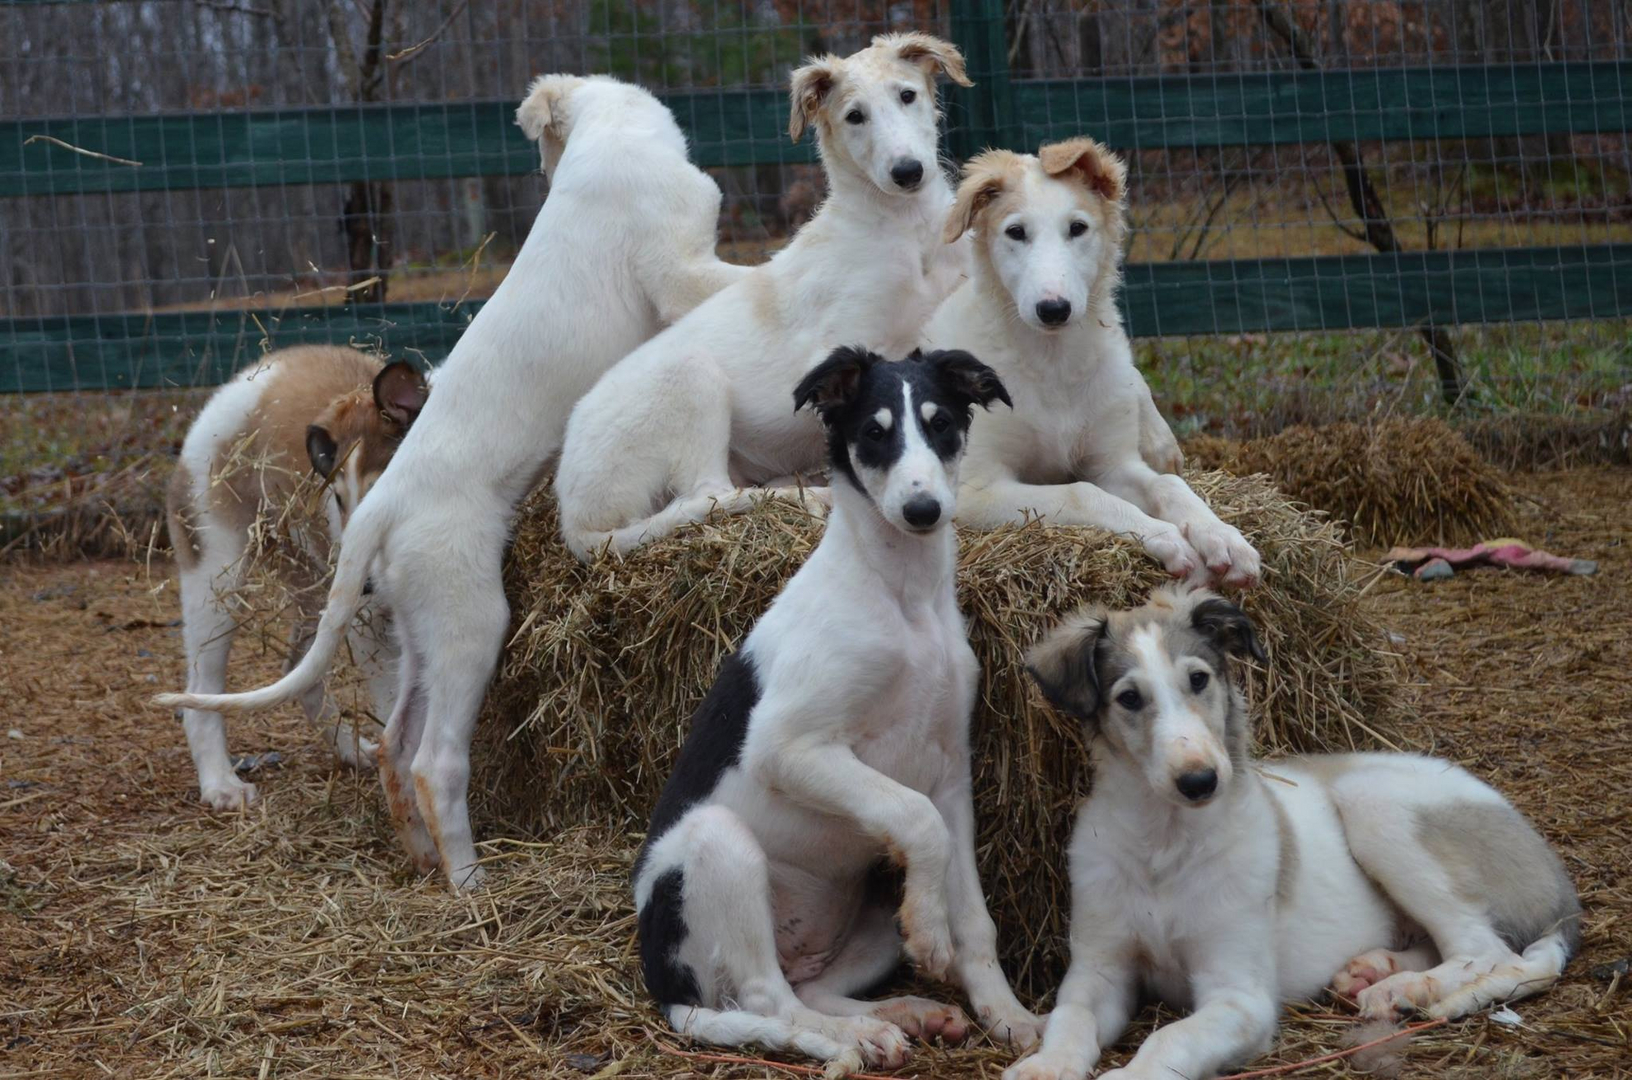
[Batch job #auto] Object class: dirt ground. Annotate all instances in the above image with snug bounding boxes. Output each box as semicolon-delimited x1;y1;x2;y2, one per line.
1;468;1628;1080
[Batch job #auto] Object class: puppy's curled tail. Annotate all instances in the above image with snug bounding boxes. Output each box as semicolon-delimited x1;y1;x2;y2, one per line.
154;500;394;714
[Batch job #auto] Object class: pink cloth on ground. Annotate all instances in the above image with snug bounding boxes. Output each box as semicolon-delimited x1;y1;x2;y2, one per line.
1384;538;1598;580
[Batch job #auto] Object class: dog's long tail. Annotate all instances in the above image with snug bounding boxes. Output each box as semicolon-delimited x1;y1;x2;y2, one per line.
155;501;394;714
663;1004;862;1074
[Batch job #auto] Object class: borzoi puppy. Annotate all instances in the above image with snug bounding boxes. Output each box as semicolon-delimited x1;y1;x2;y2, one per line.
1010;588;1581;1080
158;75;748;888
555;33;974;559
167;345;427;809
635;347;1041;1070
923;140;1258;588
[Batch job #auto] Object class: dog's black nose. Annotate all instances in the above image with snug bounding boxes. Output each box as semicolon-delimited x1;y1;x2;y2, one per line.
1176;769;1218;802
890;159;925;190
1035;298;1072;326
902;495;941;529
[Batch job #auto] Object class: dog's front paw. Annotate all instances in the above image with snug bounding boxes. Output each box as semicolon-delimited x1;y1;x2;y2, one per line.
982;1006;1044;1051
898;895;955;982
1183;519;1261;590
200;776;259;811
1003;1050;1087;1080
1141;524;1203;581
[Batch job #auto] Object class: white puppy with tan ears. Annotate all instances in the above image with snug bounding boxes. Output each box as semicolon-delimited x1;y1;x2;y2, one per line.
922;140;1258;588
158;74;747;889
1009;588;1581;1080
554;33;974;559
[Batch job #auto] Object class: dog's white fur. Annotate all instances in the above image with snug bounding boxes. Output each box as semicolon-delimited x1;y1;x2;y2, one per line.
166;346;425;809
635;351;1040;1071
1009;589;1580;1080
554;33;974;559
156;75;747;888
923;142;1258;588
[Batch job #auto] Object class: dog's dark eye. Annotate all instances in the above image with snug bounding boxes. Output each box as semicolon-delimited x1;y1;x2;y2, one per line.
1116;689;1142;711
929;414;951;433
1005;224;1027;242
1069;220;1089;238
1189;670;1209;693
845;109;865;125
863;422;887;442
900;88;917;104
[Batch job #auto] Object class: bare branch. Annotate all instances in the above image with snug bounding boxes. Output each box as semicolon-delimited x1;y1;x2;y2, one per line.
388;0;471;66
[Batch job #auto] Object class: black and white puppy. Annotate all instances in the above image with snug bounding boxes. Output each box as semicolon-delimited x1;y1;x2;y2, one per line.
634;347;1041;1071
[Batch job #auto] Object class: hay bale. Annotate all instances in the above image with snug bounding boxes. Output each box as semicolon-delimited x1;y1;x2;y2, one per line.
1183;418;1515;549
475;470;1403;991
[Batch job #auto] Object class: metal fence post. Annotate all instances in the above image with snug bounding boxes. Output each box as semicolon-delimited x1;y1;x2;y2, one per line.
949;0;1015;160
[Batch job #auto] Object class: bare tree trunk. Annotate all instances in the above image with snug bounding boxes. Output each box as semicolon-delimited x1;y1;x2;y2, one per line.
1256;0;1467;404
331;0;395;305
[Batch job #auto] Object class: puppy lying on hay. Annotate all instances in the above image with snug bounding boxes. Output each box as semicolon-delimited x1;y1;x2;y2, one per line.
1184;418;1514;550
473;469;1403;993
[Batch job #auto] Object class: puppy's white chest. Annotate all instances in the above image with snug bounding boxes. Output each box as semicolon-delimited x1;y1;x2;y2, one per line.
850;616;970;792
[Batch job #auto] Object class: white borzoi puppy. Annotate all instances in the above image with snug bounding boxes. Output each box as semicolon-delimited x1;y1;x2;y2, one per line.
634;347;1041;1070
554;33;974;559
158;74;748;888
1009;589;1581;1080
167;345;427;809
923;141;1258;588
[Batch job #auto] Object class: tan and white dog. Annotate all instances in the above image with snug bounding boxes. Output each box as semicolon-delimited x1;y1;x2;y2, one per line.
922;141;1257;588
1010;589;1581;1080
167;345;427;809
554;33;974;559
158;75;748;888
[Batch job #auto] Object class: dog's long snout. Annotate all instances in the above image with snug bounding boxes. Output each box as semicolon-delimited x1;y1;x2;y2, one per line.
1175;768;1218;803
890;158;925;190
902;495;942;529
1036;298;1072;327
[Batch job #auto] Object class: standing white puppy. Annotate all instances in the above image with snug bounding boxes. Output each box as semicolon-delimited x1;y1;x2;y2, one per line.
635;347;1041;1070
1010;589;1581;1080
923;140;1258;587
158;75;747;888
168;346;427;809
555;33;974;559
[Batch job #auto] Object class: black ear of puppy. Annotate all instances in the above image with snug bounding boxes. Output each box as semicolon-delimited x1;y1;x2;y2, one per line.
1024;609;1107;723
306;424;340;478
928;349;1013;411
373;360;430;428
1191;597;1267;663
793;345;878;415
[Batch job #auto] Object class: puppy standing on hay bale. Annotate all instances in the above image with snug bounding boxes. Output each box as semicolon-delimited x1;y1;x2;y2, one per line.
158;74;748;888
555;33;974;559
926;138;1258;589
635;347;1040;1072
1008;589;1580;1080
166;345;427;810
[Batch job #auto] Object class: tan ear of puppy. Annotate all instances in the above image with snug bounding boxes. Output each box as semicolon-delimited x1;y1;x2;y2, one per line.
516;74;584;151
943;150;1018;243
788;56;842;141
877;31;975;88
1039;136;1128;205
1025;607;1109;722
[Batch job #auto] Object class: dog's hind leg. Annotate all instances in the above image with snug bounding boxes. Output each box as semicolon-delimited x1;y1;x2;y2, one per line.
178;539;256;811
284;575;379;772
378;627;438;876
642;806;913;1070
794;901;972;1046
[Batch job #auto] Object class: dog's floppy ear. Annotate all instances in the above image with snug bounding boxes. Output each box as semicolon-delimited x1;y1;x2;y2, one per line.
793;345;876;415
516;74;584;160
788;56;842;142
306;424;340;479
1026;608;1109;722
1190;595;1267;663
373;360;430;429
1039;136;1127;205
880;31;974;89
943;152;1012;243
928;349;1012;411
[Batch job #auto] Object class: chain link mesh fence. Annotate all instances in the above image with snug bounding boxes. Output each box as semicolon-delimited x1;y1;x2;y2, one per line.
3;0;1630;549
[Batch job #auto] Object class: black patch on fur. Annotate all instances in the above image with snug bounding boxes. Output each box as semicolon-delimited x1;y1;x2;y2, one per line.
1190;598;1266;662
794;346;1009;493
634;650;760;878
638;868;703;1005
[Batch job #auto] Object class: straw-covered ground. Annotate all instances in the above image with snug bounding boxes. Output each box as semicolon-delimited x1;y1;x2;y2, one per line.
2;468;1629;1079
